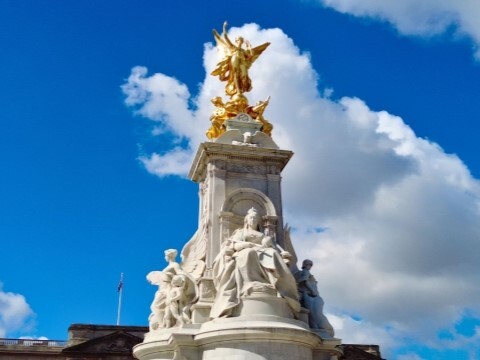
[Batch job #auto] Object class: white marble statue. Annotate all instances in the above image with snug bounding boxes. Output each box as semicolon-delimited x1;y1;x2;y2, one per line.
210;207;300;318
295;259;335;337
163;274;190;328
146;249;198;330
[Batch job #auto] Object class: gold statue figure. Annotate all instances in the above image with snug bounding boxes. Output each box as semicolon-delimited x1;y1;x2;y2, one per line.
207;22;273;140
246;96;273;137
211;21;270;99
206;97;235;140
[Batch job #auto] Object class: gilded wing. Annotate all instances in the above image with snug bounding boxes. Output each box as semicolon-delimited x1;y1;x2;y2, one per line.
212;28;227;49
211;27;234;78
210;57;230;77
212;26;234;56
248;42;270;64
251;96;270;115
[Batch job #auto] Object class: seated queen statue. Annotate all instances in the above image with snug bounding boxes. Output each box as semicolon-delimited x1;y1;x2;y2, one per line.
210;207;300;318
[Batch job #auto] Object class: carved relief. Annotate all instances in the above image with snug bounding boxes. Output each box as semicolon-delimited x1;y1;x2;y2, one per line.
200;180;208;195
268;164;280;175
212;160;226;170
227;163;266;174
200;180;209;223
200;279;216;301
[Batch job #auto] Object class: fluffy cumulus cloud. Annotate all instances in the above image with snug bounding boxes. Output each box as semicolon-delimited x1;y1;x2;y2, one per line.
122;24;480;356
320;0;480;59
0;284;35;337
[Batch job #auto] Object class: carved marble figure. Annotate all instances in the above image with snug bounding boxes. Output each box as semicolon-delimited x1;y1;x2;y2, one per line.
210;208;300;318
295;259;335;336
163;275;190;328
146;249;197;330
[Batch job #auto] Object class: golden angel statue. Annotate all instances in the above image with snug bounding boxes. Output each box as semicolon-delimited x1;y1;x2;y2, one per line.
207;22;274;140
211;22;270;99
246;96;273;137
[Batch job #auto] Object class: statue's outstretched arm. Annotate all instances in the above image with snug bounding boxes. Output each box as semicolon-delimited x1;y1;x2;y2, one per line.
222;21;235;49
223;21;228;35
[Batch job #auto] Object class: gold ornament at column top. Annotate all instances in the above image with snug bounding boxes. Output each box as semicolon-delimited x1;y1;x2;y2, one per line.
207;22;274;140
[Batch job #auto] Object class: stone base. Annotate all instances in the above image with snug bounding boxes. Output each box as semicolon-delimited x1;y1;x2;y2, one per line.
134;316;341;360
233;290;295;319
191;302;212;324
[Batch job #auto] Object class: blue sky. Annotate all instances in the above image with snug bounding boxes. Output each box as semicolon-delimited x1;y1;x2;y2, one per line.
1;1;480;359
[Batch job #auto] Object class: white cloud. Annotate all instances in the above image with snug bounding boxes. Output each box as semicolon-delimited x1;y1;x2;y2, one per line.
320;0;480;59
122;23;480;356
121;66;205;176
140;148;193;178
329;313;402;350
19;336;48;340
0;284;35;337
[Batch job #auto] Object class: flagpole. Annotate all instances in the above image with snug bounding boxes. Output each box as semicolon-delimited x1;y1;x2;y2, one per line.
116;273;123;326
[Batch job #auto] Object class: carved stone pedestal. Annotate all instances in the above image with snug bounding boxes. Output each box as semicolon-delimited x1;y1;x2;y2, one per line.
233;288;294;318
138;115;342;359
133;317;342;360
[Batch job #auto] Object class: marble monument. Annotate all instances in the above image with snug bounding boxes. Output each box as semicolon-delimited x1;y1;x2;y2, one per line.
133;22;341;360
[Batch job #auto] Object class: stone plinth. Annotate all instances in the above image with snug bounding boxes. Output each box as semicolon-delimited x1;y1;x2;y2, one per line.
232;289;294;318
138;114;342;359
134;317;341;360
189;141;293;269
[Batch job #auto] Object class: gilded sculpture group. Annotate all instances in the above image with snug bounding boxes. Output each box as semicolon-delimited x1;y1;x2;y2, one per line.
147;208;333;336
206;22;273;140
